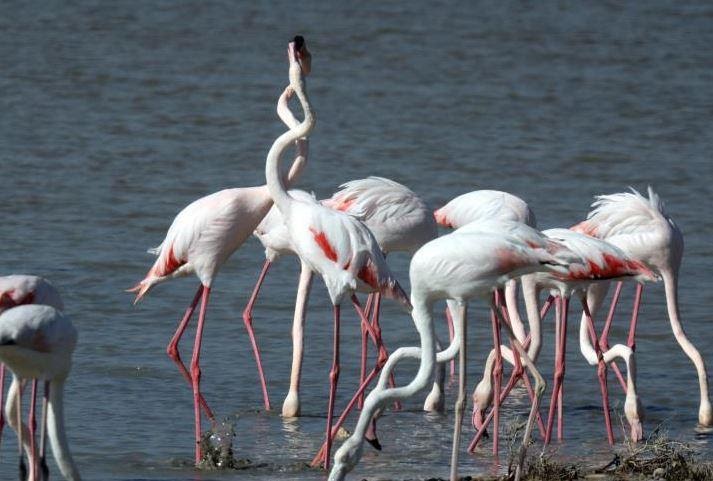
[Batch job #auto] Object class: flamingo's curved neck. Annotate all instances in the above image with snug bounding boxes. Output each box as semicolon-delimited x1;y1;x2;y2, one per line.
47;380;82;481
266;65;315;218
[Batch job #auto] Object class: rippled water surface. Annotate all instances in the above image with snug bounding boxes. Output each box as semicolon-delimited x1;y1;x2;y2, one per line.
2;1;713;479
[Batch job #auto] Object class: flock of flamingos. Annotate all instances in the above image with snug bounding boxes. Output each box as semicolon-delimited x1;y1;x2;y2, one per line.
1;36;711;481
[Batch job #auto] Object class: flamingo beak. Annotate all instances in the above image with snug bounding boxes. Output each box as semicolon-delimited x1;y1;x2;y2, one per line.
292;35;311;76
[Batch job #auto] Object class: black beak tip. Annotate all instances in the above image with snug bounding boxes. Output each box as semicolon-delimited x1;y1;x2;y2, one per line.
366;437;382;451
293;35;305;50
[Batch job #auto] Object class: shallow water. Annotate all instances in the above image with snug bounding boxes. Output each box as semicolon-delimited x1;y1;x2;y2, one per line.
2;1;712;479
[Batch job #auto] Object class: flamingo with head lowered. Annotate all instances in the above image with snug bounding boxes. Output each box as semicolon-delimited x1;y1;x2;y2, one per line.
0;304;81;481
329;227;575;481
0;275;66;480
572;186;712;428
127;36;312;463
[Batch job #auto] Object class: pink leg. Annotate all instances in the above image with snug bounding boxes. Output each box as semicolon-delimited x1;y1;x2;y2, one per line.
557;298;569;441
29;380;38;481
599;282;628;393
167;284;214;421
311;296;391;467
627;284;643;351
446;306;456;379
369;293;401;411
545;297;568;444
324;304;341;471
190;286;211;465
358;294;373;410
582;298;614;445
242;259;273;411
491;304;503;456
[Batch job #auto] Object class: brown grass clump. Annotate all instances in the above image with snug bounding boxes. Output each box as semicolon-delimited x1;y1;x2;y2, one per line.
605;427;713;481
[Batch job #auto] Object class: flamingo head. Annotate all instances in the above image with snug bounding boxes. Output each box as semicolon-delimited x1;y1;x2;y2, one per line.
288;35;311;77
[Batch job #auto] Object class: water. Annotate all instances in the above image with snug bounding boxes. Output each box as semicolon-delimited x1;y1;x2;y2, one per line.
2;1;712;479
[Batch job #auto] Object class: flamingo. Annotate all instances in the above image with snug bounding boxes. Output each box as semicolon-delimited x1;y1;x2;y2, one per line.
245;87;438;418
127;36;312;463
329;228;574;481
0;304;81;481
263;47;413;470
434;190;537;377
469;228;657;451
249;179;436;417
0;275;65;479
572;186;712;427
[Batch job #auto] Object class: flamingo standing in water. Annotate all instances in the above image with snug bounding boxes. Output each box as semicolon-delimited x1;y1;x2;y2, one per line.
468;228;656;452
572;186;712;427
128;36;312;463
263;46;412;470
250;176;436;418
329;228;575;481
0;304;81;481
0;275;66;479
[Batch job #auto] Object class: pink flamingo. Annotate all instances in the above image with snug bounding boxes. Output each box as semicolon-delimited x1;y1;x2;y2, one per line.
0;304;81;481
469;228;656;451
263;64;412;470
329;227;575;481
572;186;712;427
127;36;312;464
0;275;65;480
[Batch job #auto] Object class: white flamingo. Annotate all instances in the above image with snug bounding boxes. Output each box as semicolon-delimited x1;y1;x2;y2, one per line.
0;304;81;481
329;228;574;481
127;36;312;463
572;186;712;427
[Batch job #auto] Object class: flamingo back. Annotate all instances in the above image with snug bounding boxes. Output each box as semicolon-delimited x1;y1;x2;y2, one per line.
434;190;536;229
289;201;410;309
0;275;64;313
323;176;437;253
571;186;682;272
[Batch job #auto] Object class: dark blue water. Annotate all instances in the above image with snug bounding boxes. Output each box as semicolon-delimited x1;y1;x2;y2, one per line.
2;1;712;479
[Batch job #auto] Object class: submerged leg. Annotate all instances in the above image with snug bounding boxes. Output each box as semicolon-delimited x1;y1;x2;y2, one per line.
598;281;628;392
581;297;614;445
16;379;26;481
491;303;503;456
450;304;468;481
29;380;38;481
242;259;273;411
324;304;341;472
283;263;313;418
311;295;389;466
167;284;213;420
39;382;49;481
190;286;211;465
494;305;546;481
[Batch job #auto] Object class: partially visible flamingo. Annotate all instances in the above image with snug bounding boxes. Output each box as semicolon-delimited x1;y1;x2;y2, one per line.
0;304;81;481
434;190;537;377
263;50;413;470
128;36;313;463
572;186;712;427
329;228;574;481
469;228;656;451
0;275;65;479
